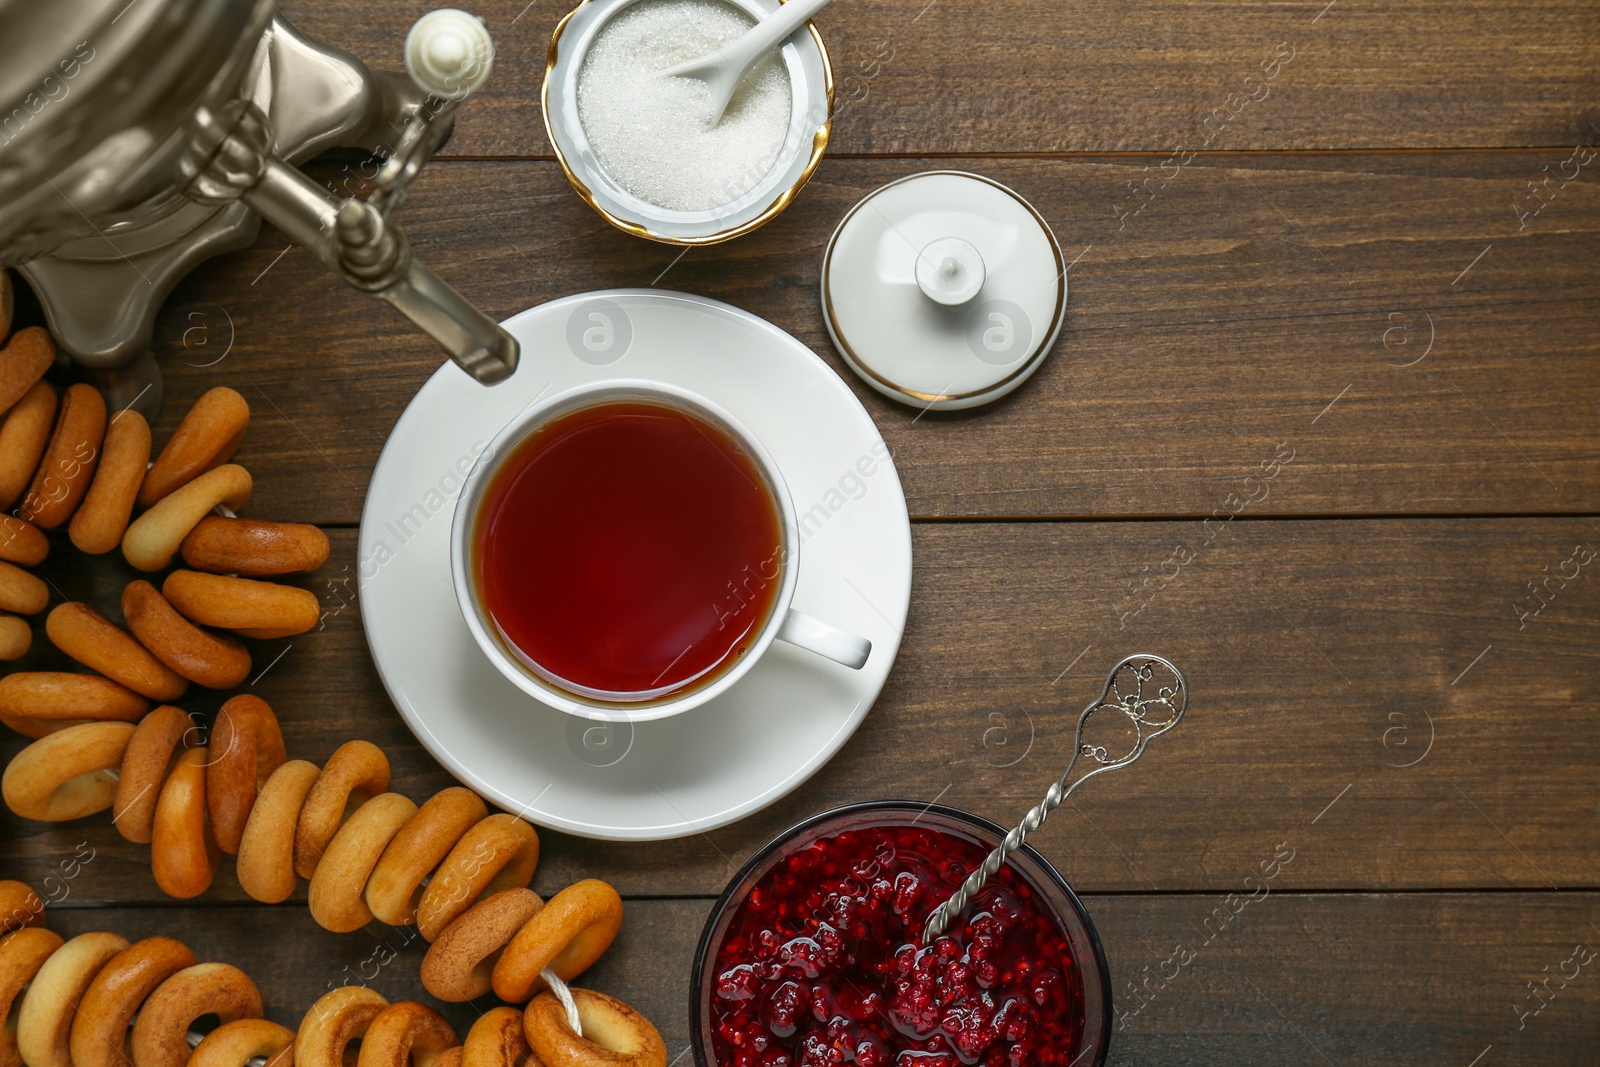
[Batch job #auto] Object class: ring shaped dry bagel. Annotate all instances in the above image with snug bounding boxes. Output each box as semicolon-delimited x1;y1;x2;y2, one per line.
435;1050;462;1067
294;740;390;879
0;561;46;616
207;694;286;855
0;615;29;662
420;889;544;1003
122;464;251;572
0;712;92;741
161;569;320;637
236;759;320;904
138;387;250;510
0;927;65;1067
294;986;389;1067
0;328;55;423
70;937;197;1067
182;517;331;577
417;814;540;942
3;721;135;821
522;990;666;1067
191;1020;296;1067
15;931;130;1067
19;382;105;530
0;516;49;567
0;882;43;935
130;963;262;1067
0;672;151;724
122;580;251;689
367;787;488;926
0;381;56;512
113;705;193;844
264;1044;296;1067
46;603;189;701
462;1007;530;1067
150;746;218;899
308;792;418;933
356;1002;458;1067
69;410;151;555
493;879;623;1003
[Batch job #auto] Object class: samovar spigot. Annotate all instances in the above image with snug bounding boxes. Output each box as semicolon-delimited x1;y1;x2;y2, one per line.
177;9;518;385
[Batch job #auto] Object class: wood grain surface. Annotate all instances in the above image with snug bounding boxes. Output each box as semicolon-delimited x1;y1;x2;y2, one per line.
3;0;1598;1062
6;520;1597;901
142;153;1600;524
278;0;1600;156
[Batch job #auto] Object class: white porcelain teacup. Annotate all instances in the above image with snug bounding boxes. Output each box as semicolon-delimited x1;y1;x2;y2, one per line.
451;379;871;721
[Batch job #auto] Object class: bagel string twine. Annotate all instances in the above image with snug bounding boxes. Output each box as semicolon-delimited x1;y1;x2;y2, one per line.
542;971;582;1037
0;335;664;1064
921;653;1188;943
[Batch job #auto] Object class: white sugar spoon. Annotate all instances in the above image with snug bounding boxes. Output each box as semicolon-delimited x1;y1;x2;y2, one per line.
663;0;833;125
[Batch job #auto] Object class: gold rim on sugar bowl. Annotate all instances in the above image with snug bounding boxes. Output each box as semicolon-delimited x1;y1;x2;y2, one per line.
541;0;834;246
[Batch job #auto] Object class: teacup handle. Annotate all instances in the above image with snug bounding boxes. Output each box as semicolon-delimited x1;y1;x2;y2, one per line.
776;609;871;670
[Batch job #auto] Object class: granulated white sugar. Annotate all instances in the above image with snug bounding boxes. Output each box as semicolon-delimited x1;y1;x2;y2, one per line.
577;0;792;212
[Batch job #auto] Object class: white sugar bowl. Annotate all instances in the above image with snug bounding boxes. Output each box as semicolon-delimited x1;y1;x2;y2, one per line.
542;0;833;245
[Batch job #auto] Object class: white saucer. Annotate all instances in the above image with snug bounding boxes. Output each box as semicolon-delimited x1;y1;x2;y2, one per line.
358;290;912;841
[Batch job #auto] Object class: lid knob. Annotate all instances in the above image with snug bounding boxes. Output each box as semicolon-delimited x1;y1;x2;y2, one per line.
405;9;495;99
915;237;986;306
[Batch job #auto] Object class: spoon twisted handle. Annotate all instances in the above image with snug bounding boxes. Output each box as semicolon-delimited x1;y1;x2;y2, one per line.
922;653;1187;943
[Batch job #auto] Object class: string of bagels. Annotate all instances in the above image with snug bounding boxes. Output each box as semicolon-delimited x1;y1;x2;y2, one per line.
0;881;665;1067
0;302;666;1067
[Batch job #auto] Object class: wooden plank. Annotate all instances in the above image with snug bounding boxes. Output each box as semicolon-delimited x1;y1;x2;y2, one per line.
128;154;1600;526
5;518;1598;899
37;893;1600;1065
1101;891;1600;1064
278;0;1600;156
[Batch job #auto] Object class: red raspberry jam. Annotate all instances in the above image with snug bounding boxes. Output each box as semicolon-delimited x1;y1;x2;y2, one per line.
706;822;1086;1067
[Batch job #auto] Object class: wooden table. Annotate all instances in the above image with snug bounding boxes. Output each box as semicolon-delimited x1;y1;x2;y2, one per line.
5;1;1599;1063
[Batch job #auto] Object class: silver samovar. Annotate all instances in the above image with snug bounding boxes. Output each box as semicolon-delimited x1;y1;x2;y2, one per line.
0;1;518;411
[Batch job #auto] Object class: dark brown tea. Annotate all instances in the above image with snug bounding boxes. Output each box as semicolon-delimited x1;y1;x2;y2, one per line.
473;399;784;701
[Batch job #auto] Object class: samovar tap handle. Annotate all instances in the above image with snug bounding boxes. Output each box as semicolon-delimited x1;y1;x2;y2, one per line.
176;9;518;386
367;9;496;218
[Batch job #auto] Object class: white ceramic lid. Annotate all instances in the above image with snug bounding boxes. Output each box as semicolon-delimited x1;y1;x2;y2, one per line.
821;171;1067;410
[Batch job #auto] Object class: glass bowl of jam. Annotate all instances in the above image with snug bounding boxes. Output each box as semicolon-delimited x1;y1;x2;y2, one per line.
691;802;1111;1067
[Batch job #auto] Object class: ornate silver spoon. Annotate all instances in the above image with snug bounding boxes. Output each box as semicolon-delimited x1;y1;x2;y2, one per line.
923;653;1188;943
